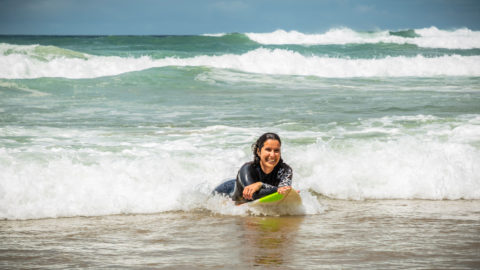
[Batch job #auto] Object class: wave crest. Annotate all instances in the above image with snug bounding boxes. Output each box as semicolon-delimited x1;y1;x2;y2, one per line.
245;27;480;49
2;44;479;79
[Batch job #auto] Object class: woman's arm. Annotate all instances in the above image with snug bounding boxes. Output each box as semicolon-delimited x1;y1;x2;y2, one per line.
243;182;262;200
232;163;257;202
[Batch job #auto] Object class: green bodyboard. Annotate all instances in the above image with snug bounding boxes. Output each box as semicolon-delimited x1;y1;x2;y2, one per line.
258;192;284;203
250;189;301;207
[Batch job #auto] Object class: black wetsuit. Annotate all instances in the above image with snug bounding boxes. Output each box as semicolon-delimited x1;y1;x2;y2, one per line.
231;161;293;203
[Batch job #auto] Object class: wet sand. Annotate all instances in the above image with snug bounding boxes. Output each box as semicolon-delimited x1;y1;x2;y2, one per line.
1;199;479;269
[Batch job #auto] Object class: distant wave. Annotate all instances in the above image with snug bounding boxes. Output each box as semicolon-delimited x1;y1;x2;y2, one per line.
0;43;157;79
1;43;479;79
245;27;480;49
202;33;228;37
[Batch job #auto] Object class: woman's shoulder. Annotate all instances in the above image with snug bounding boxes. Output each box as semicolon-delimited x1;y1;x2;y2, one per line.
239;161;255;170
277;161;292;170
276;161;293;175
276;162;293;180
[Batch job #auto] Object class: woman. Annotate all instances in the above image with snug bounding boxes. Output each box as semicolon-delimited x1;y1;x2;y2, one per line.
213;132;293;204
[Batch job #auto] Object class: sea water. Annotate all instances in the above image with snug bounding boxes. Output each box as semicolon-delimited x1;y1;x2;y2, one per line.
0;27;479;269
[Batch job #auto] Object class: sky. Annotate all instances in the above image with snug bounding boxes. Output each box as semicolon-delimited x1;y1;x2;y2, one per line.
0;0;479;35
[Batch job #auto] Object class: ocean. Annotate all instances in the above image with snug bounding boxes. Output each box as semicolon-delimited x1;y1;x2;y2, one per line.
1;27;479;269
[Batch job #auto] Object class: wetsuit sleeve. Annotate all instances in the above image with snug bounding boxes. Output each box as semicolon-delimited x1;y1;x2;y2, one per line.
277;165;293;187
262;183;277;189
252;185;277;200
237;163;256;187
232;163;256;202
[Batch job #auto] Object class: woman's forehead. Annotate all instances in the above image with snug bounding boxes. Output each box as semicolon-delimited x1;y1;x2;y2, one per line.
263;139;281;148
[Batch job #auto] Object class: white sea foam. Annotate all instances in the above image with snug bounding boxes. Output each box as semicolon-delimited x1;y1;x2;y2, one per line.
414;27;480;49
1;44;480;79
1;116;479;220
246;28;399;45
186;49;479;77
291;115;480;200
297;138;480;200
0;43;159;79
246;27;480;49
202;33;227;37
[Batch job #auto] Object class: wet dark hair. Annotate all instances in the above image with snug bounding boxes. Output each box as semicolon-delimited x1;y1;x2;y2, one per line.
251;132;282;166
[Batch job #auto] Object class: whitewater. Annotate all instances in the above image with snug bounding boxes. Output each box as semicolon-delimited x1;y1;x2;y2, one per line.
0;27;480;220
2;46;480;79
2;26;480;79
245;27;480;49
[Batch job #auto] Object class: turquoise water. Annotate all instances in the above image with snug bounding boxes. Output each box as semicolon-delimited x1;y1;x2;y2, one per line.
1;27;480;220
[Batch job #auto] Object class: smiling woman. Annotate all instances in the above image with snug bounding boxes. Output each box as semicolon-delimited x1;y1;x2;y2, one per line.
213;132;293;204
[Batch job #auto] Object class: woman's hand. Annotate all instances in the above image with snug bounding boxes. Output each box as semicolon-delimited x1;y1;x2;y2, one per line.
243;182;263;200
278;186;292;195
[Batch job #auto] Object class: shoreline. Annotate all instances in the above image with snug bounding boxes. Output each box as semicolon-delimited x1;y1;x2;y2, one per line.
2;199;479;269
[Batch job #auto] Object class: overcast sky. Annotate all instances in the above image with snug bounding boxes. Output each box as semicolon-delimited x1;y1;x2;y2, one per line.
1;0;479;35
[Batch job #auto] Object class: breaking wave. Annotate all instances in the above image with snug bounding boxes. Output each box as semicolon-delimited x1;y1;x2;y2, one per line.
1;43;479;79
245;27;480;49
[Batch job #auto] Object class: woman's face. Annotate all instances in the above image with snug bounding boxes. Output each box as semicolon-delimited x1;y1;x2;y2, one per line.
257;139;281;173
